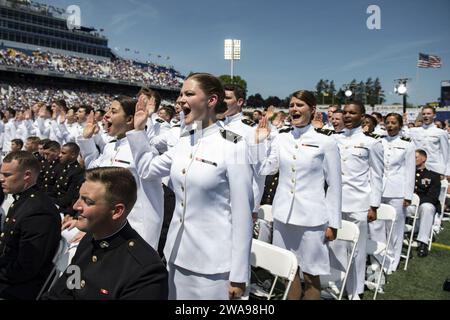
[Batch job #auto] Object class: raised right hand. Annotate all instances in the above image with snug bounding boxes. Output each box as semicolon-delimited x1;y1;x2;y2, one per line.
255;116;271;144
82;111;98;139
59;110;66;124
134;95;149;131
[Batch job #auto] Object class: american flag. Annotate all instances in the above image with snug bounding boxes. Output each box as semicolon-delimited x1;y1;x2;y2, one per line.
417;53;442;68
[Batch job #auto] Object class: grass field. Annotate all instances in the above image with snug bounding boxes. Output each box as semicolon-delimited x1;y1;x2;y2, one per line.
364;220;450;300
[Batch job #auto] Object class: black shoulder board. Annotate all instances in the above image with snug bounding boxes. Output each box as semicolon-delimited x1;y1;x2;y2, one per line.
155;118;165;123
400;136;411;142
278;126;293;133
315;128;335;136
364;132;381;139
220;129;242;143
241;118;256;127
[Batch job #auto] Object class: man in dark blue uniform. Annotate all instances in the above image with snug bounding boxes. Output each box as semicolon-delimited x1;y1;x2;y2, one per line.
49;142;85;219
414;149;441;257
38;140;61;193
0;151;61;299
45;167;168;300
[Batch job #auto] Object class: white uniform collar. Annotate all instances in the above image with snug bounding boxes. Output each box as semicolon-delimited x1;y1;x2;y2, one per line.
114;136;128;149
197;122;220;138
422;123;436;129
385;134;400;142
343;126;363;136
292;124;312;135
225;112;243;125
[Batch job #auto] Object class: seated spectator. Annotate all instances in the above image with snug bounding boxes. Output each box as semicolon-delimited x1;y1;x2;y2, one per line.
49;142;85;219
25;136;40;155
39;140;61;193
36;138;50;162
10;139;23;152
411;149;441;257
44;167;168;300
0;151;60;300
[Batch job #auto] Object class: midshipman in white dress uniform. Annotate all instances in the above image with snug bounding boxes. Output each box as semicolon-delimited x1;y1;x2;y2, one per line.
330;122;384;298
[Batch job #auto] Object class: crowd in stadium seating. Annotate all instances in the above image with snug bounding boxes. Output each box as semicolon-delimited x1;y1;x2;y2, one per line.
0;83;114;110
0;48;184;88
0;83;177;111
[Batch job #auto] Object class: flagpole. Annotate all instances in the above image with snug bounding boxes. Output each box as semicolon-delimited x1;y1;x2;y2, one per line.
416;66;420;105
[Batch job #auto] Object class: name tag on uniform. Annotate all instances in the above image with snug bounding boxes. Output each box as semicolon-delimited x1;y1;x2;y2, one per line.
394;147;406;150
353;146;368;150
195;157;217;167
301;144;319;148
100;288;109;295
114;159;131;165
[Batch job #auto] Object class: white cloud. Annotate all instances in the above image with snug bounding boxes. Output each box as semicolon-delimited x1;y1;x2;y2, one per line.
108;0;159;34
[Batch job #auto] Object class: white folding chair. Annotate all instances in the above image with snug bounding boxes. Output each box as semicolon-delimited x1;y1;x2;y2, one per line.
402;194;420;271
250;239;298;300
425;180;449;252
256;204;273;243
320;220;360;300
433;179;449;236
438;180;449;224
444;192;450;222
36;238;68;300
365;204;396;300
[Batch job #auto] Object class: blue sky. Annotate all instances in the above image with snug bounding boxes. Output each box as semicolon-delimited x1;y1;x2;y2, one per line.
44;0;450;104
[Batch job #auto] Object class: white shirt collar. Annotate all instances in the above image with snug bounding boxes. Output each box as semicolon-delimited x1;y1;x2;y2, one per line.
292;124;312;135
343;126;363;136
422;123;436;129
225;112;243;125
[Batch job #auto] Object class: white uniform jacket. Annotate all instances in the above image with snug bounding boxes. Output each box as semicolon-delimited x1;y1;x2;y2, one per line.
77;136;164;249
256;124;342;229
35;117;64;143
59;122;86;144
381;135;415;200
146;114;171;139
15;120;34;143
127;124;253;283
408;124;449;175
0;121;4;152
334;126;384;212
221;112;267;212
3;119;16;152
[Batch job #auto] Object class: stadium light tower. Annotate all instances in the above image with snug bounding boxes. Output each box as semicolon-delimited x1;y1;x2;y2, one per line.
224;39;241;80
344;84;353;103
394;78;410;113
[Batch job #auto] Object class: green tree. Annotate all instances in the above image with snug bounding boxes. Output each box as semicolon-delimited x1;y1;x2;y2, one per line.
218;75;247;91
328;80;336;104
365;77;374;105
247;93;265;108
373;78;385;104
315;79;326;104
264;96;282;108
